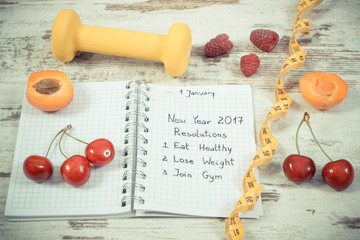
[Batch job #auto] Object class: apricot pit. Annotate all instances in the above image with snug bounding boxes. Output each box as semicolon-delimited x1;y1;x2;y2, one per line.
26;70;73;112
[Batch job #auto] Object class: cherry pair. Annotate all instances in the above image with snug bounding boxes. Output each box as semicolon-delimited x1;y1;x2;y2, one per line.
283;113;354;191
23;125;115;187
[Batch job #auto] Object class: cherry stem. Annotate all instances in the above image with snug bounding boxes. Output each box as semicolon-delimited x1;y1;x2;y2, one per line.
303;112;333;162
295;117;305;155
63;132;89;145
58;125;72;159
45;125;72;158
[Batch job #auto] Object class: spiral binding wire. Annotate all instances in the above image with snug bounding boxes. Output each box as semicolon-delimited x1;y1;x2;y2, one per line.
123;145;147;156
122;169;146;181
124;133;148;144
126;80;150;91
122;182;145;194
123;157;147;168
125;90;150;101
124;122;149;133
125;100;149;112
121;80;150;208
125;111;149;122
121;196;145;207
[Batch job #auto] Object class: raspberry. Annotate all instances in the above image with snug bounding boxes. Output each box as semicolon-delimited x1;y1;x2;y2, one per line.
204;33;233;57
250;29;279;52
240;54;260;77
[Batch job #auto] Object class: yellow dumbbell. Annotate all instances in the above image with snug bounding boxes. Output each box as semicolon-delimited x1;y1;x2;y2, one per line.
51;9;192;77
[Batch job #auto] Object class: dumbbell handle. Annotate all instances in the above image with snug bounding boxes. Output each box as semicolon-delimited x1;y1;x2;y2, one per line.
78;25;163;62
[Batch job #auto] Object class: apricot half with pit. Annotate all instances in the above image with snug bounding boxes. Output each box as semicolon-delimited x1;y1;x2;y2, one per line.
299;72;348;110
26;70;73;112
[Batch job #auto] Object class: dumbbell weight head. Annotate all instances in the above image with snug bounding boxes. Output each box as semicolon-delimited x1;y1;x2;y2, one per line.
51;9;81;62
162;23;192;77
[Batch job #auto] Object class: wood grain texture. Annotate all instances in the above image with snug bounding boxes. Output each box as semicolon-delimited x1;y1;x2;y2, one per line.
1;0;359;239
106;0;240;13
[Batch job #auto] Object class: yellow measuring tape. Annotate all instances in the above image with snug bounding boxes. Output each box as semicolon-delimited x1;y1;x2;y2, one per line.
225;0;323;239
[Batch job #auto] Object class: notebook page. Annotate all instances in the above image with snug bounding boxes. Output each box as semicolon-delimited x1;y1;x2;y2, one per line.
135;85;263;218
5;81;131;220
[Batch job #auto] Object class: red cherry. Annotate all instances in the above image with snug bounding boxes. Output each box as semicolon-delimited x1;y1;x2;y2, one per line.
23;155;54;183
85;138;115;166
322;159;354;191
283;154;316;183
60;155;91;187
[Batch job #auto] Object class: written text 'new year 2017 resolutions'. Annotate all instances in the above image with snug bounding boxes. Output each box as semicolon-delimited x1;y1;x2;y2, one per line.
160;112;245;183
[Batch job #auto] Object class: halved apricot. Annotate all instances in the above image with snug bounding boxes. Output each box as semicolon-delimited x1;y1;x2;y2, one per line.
26;70;73;112
299;72;348;110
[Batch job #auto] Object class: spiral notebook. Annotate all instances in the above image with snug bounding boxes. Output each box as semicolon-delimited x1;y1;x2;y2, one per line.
5;80;262;221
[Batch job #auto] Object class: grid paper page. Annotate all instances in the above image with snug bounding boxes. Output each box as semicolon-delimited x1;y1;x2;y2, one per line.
135;84;263;218
5;81;131;220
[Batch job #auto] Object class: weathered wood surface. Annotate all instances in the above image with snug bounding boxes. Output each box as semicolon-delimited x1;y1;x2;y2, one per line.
1;0;359;239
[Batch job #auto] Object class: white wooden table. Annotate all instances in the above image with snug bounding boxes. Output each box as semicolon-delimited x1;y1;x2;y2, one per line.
1;0;359;239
